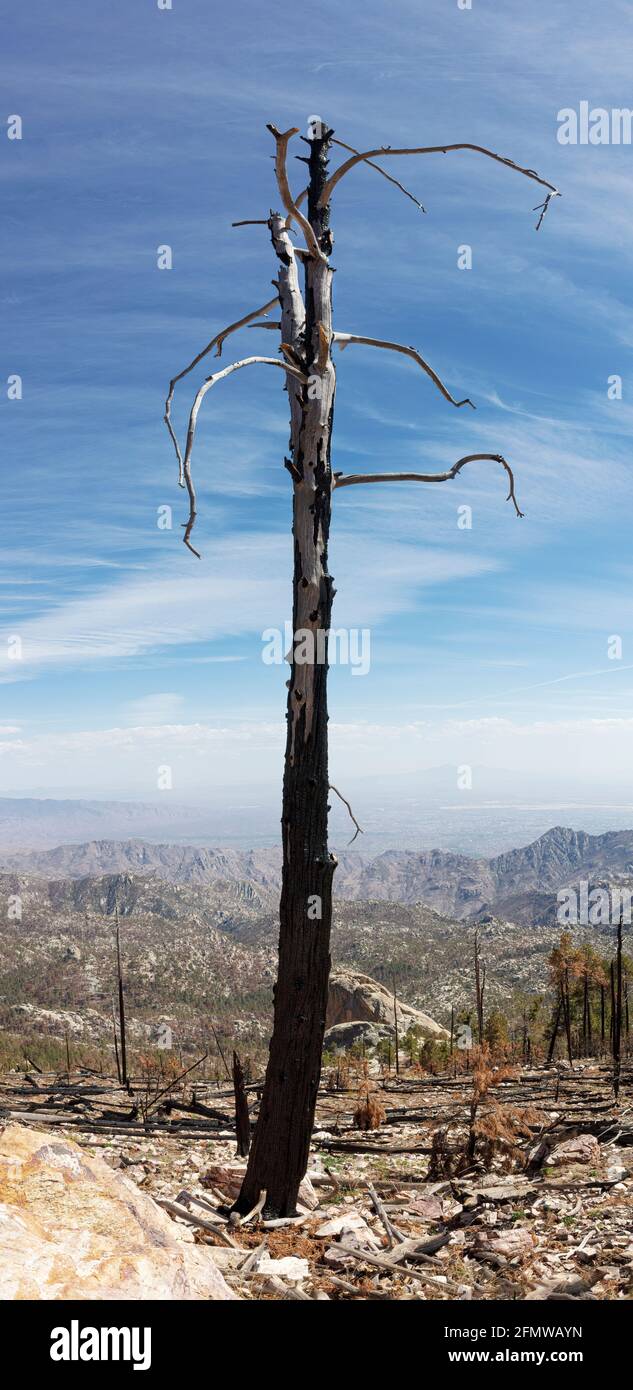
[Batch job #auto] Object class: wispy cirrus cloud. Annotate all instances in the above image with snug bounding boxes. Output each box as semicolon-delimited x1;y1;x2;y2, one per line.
0;532;500;675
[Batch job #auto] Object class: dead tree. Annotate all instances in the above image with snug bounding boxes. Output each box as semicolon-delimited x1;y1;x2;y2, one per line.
561;967;574;1067
613;914;623;1102
547;996;562;1065
115;909;128;1090
165;118;559;1217
610;959;616;1046
232;1050;251;1157
111;1000;122;1084
474;930;486;1044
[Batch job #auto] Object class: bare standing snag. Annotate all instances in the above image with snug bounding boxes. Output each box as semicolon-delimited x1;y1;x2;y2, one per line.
165;118;559;1217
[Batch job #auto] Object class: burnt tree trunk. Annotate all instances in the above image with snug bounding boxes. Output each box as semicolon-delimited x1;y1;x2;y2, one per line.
562;968;573;1066
235;126;337;1217
112;1004;121;1085
614;916;623;1101
610;960;616;1045
474;931;485;1045
115;910;128;1090
232;1051;251;1157
547;994;562;1065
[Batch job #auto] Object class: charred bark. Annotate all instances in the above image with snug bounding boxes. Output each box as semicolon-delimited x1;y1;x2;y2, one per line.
393;973;400;1076
115;910;128;1090
232;1051;251;1157
614;915;623;1101
234;126;337;1217
474;931;485;1045
562;968;573;1067
547;994;562;1065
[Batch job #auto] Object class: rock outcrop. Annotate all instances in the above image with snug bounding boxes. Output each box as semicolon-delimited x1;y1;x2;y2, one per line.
326;969;448;1040
0;1122;236;1299
324;1021;395;1052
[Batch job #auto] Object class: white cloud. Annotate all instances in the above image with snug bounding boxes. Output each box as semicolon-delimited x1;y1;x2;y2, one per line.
0;532;500;677
122;693;185;724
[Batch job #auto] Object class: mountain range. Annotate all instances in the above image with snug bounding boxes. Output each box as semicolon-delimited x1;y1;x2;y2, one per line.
4;824;633;919
2;821;631;1061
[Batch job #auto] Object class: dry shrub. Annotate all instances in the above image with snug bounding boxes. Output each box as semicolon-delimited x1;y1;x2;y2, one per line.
427;1125;457;1179
137;1049;181;1086
426;1047;540;1178
325;1056;351;1091
463;1046;539;1172
471;1045;515;1101
353;1086;386;1131
472;1104;541;1171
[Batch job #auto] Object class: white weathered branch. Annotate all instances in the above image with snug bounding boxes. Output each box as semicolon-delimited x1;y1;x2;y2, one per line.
333;453;523;517
333;332;474;410
164;297;279;480
331;137;426;213
320;142;560;229
268;212;306;443
268;214;306;343
329;784;364;845
181;356;308;556
266;125;325;259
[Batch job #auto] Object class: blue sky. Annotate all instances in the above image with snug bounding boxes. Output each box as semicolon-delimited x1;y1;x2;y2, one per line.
2;0;633;803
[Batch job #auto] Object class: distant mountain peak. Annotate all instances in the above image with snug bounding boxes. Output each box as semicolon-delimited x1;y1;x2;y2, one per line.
3;822;633;920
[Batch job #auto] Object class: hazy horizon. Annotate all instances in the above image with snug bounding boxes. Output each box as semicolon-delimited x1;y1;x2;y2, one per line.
4;772;633;858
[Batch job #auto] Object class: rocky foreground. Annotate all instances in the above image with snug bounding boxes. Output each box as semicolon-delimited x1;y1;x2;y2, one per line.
1;1061;632;1301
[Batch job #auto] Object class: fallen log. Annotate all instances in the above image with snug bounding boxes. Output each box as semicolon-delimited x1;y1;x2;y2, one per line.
156;1197;239;1247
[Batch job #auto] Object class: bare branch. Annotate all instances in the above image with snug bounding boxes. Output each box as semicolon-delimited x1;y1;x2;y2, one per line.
235;183;308;240
266;125;324;259
268;213;306;343
329;784;364;845
164;297;278;481
181;355;308;556
533;193;557;232
268;212;306;443
285;187;308;231
333;332;474;410
320;143;560;228
331;137;426;213
333;453;524;517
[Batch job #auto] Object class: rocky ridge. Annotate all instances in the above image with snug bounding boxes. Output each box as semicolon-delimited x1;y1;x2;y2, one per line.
5;823;633;918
